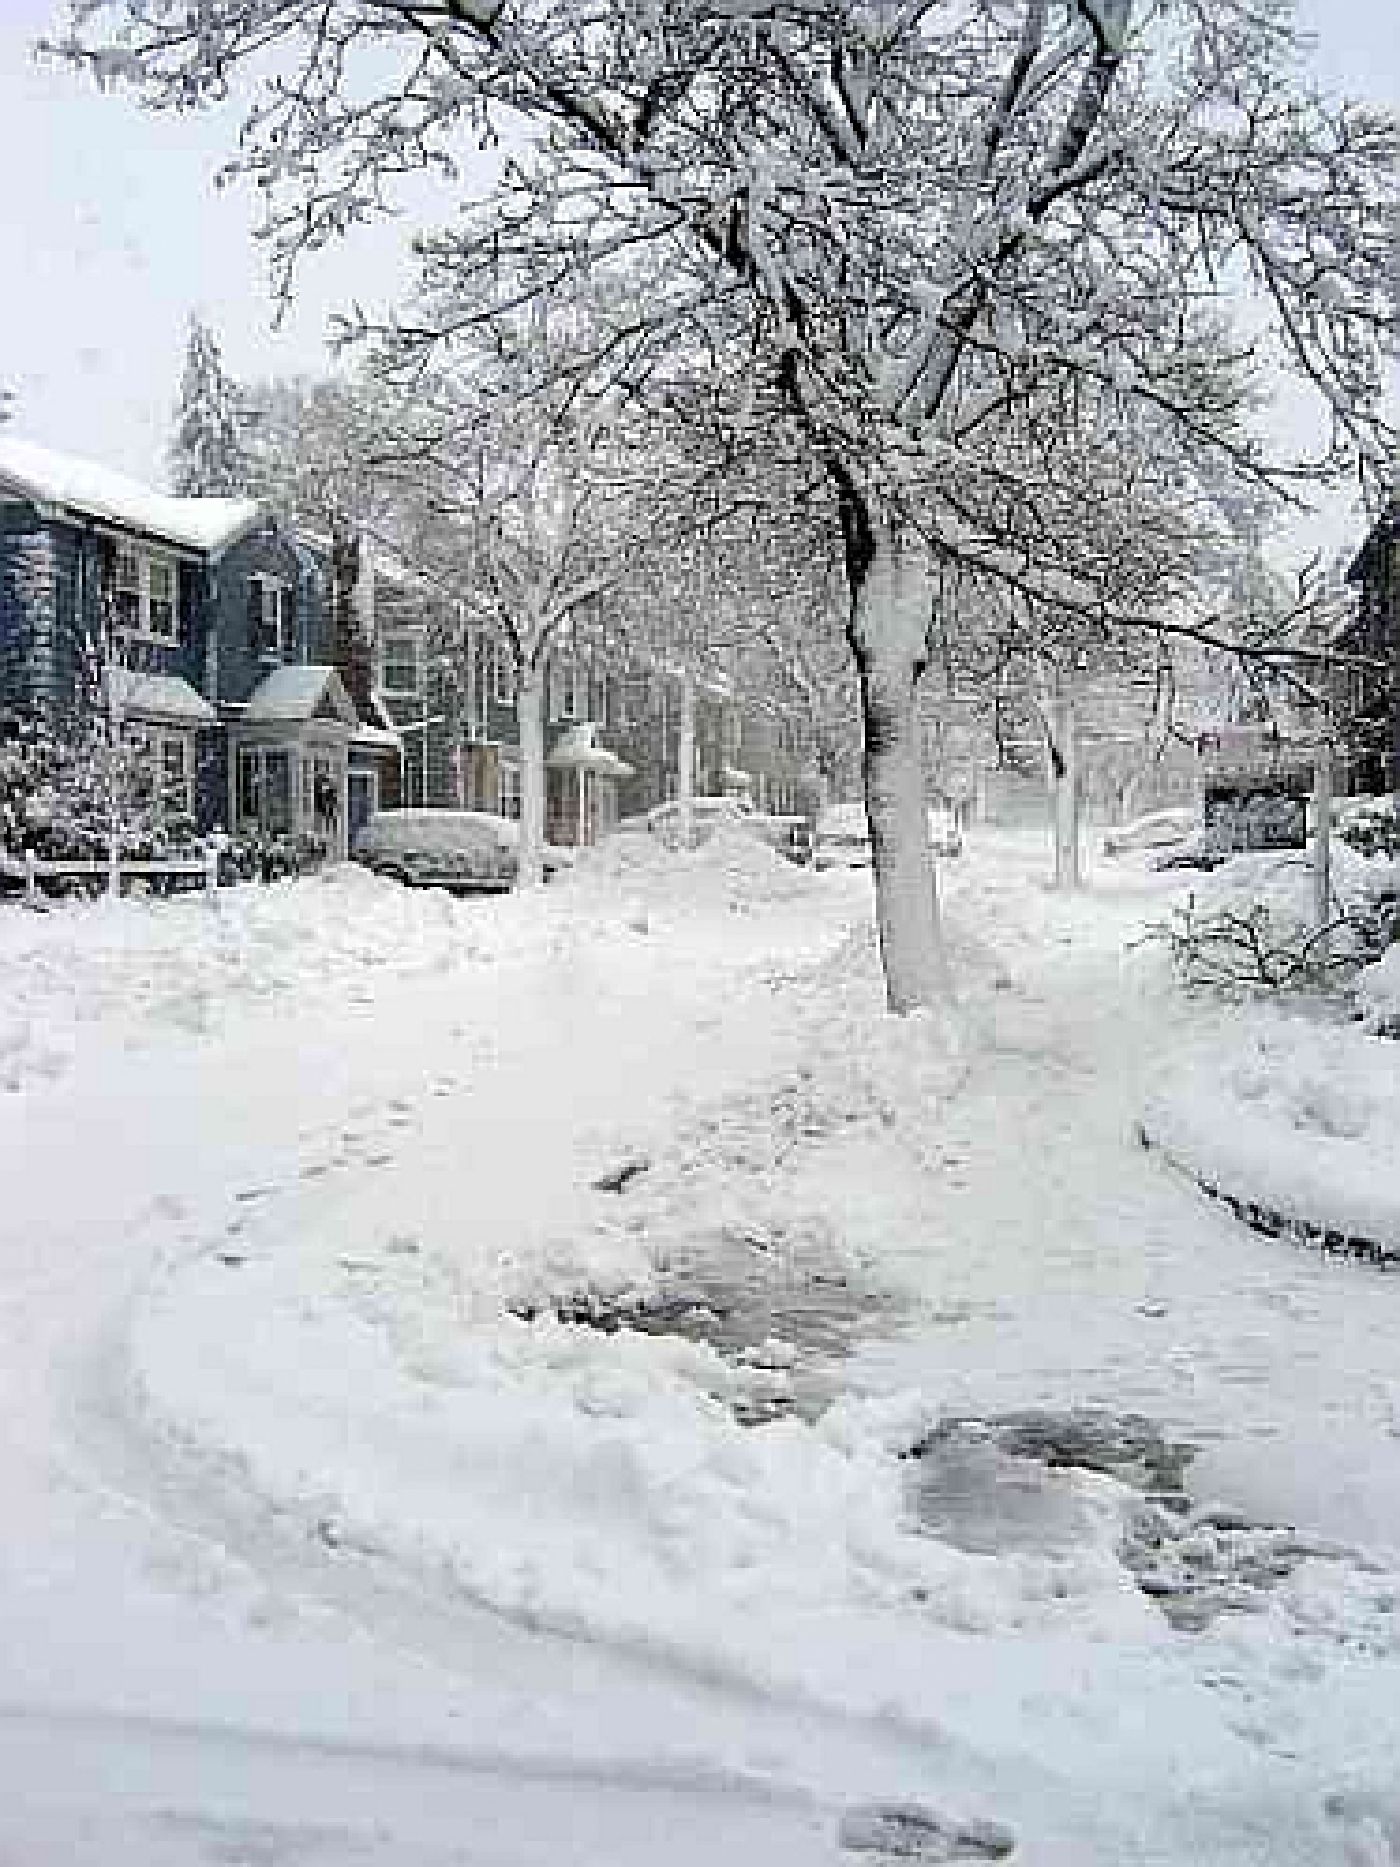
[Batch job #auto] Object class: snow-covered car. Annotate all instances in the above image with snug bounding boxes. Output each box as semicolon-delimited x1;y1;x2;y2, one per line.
622;798;813;863
813;802;872;870
351;809;569;892
640;797;753;847
927;806;964;858
814;803;962;870
1102;806;1198;857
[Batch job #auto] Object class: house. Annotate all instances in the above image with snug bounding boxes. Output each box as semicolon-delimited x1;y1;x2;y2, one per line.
0;436;400;857
370;587;640;846
1;435;820;863
1341;504;1399;796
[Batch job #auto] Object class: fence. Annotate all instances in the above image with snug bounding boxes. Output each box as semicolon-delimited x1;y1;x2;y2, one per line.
1;846;220;904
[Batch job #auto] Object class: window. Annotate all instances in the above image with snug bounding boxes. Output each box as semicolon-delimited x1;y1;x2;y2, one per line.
160;734;188;804
381;631;423;696
113;548;142;634
236;743;294;834
112;547;178;644
492;638;517;707
147;556;176;640
549;656;580;723
248;576;295;659
302;750;339;834
123;724;194;814
499;757;521;820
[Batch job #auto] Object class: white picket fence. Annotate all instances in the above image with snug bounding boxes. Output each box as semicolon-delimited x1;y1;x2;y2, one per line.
1;846;220;904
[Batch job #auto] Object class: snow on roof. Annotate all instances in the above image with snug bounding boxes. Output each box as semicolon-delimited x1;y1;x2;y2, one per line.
243;664;358;728
107;668;217;726
352;723;403;751
0;435;265;556
547;723;634;779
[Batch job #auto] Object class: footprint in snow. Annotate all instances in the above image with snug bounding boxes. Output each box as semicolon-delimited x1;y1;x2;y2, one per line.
839;1801;1016;1860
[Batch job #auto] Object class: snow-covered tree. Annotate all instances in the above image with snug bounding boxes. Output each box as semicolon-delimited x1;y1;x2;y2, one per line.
0;551;194;879
388;354;637;886
168;314;249;498
240;373;399;710
57;0;1398;1007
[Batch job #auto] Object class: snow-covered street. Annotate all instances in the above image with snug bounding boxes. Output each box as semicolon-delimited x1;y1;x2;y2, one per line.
4;832;1400;1865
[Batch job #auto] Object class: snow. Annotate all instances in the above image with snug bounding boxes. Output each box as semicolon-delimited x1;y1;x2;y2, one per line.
4;829;1400;1863
242;663;358;725
1143;1008;1400;1249
108;667;218;725
0;434;264;556
1357;943;1400;1033
547;721;635;776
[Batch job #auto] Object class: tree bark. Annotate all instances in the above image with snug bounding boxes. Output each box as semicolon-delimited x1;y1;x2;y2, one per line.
850;538;947;1014
517;655;547;889
1042;676;1082;890
677;666;697;850
1312;719;1333;969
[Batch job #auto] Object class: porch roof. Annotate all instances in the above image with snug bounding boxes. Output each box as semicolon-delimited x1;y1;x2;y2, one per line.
547;722;633;780
352;723;403;751
107;668;217;727
242;664;359;730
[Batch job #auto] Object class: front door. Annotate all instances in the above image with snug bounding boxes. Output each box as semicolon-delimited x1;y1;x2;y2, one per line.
348;768;376;841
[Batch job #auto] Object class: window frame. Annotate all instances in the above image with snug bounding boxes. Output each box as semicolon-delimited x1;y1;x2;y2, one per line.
492;637;517;708
122;721;195;815
249;573;295;660
381;630;425;697
112;545;180;646
498;754;522;820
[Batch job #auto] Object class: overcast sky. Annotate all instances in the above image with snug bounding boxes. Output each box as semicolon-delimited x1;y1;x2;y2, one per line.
1;0;1395;571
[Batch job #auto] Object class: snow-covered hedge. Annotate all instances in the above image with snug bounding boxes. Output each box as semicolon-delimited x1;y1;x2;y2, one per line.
1155;845;1400;994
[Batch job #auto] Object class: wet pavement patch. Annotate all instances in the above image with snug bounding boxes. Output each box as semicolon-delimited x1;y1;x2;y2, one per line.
838;1800;1016;1860
510;1227;894;1424
906;1409;1337;1631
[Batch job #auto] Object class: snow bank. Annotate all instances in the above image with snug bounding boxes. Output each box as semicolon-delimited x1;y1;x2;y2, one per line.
567;822;816;910
0;869;495;1093
1143;1007;1400;1252
1356;943;1400;1036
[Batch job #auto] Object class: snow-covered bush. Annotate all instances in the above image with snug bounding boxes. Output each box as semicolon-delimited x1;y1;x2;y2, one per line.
1150;847;1400;996
1335;794;1399;861
220;829;329;885
0;711;202;873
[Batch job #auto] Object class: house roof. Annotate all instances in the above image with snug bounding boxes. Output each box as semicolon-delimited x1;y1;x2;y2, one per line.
107;668;217;727
0;435;265;556
242;664;359;729
547;722;634;779
352;723;403;751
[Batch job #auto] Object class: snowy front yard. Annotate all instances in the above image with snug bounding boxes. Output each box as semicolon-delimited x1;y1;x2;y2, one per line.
4;828;1400;1865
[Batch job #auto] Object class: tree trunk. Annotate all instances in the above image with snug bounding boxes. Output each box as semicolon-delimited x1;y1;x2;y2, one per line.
677;666;697;850
1043;679;1081;890
850;539;946;1014
517;657;547;889
1313;721;1333;970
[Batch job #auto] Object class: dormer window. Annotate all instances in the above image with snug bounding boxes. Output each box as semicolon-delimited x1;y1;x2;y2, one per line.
381;630;424;696
249;574;295;659
491;637;517;707
113;545;178;644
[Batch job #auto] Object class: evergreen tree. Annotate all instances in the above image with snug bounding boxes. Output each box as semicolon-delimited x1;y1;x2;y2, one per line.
168;315;248;497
